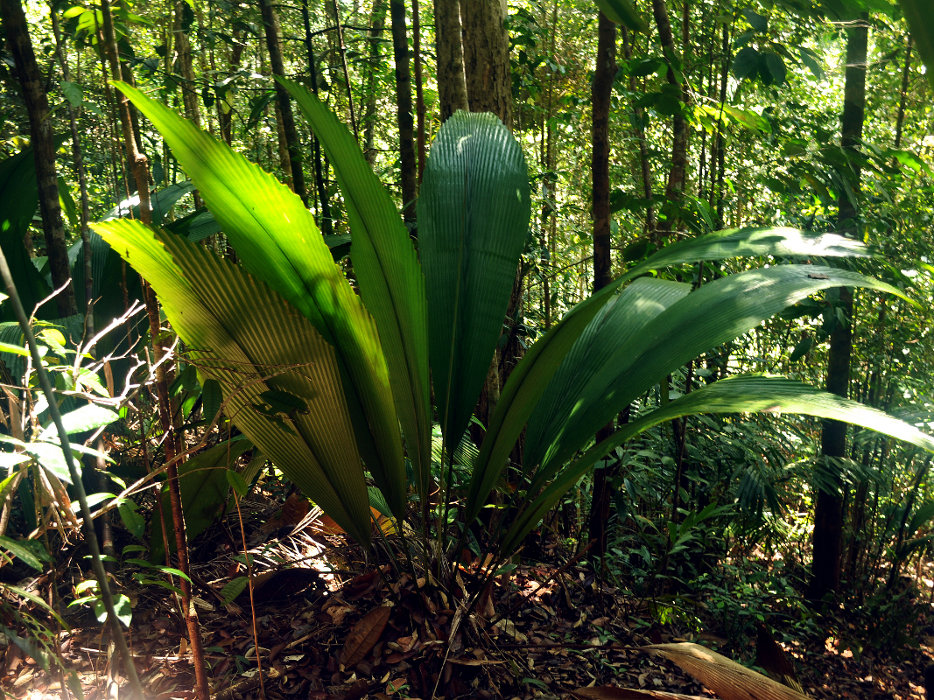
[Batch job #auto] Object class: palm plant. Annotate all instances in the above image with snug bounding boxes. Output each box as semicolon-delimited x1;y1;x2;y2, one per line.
93;80;934;579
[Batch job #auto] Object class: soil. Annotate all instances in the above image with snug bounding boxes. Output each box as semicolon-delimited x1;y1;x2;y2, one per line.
2;497;932;700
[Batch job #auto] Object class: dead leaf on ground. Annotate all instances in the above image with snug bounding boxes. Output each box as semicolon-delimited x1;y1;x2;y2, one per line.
643;642;812;700
570;687;711;699
340;605;392;667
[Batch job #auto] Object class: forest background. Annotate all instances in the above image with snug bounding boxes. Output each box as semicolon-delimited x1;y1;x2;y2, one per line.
3;0;934;697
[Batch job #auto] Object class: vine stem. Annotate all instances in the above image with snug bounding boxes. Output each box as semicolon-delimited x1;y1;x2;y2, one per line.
0;247;145;695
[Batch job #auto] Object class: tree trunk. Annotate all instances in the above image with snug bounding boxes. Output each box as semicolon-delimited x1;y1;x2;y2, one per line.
2;0;77;317
219;33;245;145
362;0;388;165
810;15;868;603
411;0;427;178
260;0;308;203
300;0;334;234
623;27;656;236
174;0;201;129
390;0;418;221
460;0;512;128
329;0;359;138
587;11;618;558
433;0;468;121
650;0;691;237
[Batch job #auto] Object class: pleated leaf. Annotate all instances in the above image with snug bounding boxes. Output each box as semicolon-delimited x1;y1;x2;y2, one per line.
467;226;870;525
526;264;907;479
464;278;688;524
282;78;431;501
525;277;690;488
500;375;934;555
112;82;405;517
94;219;372;544
627;226;868;269
418;111;531;448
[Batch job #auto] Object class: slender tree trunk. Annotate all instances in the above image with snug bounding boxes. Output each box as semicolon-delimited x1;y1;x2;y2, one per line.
2;0;77;317
260;0;308;203
362;0;388;165
50;8;93;326
712;20;730;228
411;0;426;178
650;0;691;237
810;15;868;602
390;0;418;221
173;0;203;209
99;0;209;693
330;0;359;138
460;0;512;128
433;0;468;121
219;34;245;145
894;34;913;150
174;0;201;128
300;0;334;234
623;28;656;235
587;11;618;558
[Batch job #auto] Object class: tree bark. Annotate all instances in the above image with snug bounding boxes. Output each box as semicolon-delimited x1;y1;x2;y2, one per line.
433;0;468;121
300;0;334;234
362;0;388;165
390;0;418;221
650;0;691;237
411;0;427;178
810;15;868;603
99;0;209;693
587;11;618;558
329;0;359;138
260;0;307;203
460;0;512;128
2;0;77;317
174;0;201;129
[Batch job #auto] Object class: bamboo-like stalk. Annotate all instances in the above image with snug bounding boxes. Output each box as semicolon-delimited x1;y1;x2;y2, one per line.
0;248;145;695
98;0;210;694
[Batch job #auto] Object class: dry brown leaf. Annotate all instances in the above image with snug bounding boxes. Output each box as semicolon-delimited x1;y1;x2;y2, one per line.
570;687;711;699
340;605;392;667
447;657;505;666
643;642;812;700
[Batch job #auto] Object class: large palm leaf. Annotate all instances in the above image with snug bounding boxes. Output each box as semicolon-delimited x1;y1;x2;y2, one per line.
282;79;432;504
112;82;406;517
466;227;872;524
500;375;934;555
94;219;373;544
418;111;531;449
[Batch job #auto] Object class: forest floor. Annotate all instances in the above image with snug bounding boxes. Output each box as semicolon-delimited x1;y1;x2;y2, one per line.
3;493;933;700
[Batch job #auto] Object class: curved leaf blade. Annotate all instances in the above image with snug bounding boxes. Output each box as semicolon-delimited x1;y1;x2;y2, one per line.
95;219;372;544
282;78;431;500
112;81;405;517
529;265;906;479
500;375;934;555
419;111;531;448
469;226;868;523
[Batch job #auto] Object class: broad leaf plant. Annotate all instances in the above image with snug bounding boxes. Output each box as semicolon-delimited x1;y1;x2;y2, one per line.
94;81;934;584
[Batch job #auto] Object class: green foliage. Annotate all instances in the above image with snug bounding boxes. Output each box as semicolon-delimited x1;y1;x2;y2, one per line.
95;81;934;581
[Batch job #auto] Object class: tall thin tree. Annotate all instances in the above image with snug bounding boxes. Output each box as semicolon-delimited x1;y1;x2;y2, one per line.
587;10;618;558
261;0;308;203
810;14;869;602
390;0;418;221
2;0;77;317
